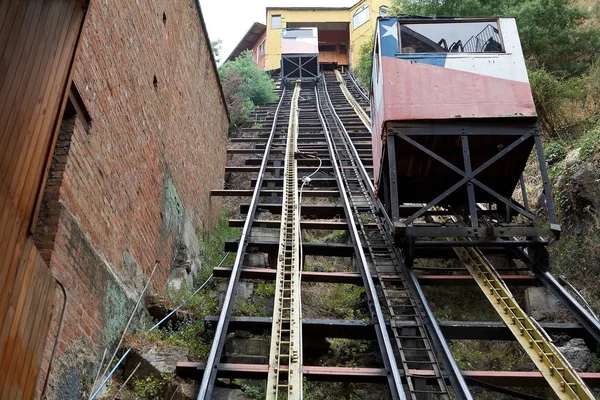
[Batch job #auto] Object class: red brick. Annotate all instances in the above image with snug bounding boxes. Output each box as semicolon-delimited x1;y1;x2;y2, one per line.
35;1;228;397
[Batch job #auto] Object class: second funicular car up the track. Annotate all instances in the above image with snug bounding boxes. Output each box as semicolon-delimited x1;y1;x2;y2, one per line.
369;17;560;265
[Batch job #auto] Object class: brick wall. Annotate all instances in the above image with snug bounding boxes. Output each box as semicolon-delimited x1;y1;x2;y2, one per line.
34;1;228;398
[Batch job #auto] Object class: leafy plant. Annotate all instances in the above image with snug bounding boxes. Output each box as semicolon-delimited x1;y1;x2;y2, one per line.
197;207;241;281
544;141;568;165
321;284;365;319
219;51;277;130
234;300;267;317
529;69;582;136
211;39;222;64
131;373;169;399
255;281;275;300
354;36;374;89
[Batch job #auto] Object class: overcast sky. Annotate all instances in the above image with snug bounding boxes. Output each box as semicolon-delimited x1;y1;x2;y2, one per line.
199;0;356;63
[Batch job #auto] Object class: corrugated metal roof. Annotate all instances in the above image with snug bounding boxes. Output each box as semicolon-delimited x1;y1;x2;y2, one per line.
225;22;267;63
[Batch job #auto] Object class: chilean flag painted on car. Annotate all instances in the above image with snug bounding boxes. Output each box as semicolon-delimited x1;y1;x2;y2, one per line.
370;16;537;192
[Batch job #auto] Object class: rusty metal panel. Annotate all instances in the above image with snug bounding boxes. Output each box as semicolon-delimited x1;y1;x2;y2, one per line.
0;1;87;398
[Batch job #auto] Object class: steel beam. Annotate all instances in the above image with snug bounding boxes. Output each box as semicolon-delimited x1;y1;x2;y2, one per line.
212;267;538;286
537;271;600;344
225;240;517;259
211;189;339;197
229;219;354;229
178;363;600;387
202;316;591;343
240;203;344;218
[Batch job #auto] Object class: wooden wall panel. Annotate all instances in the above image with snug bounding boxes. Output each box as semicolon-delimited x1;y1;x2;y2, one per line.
0;1;87;398
0;0;85;225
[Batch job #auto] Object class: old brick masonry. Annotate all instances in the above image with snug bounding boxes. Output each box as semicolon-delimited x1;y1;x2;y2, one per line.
32;1;229;397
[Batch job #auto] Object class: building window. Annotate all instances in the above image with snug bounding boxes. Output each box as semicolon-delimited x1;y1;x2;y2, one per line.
258;39;265;56
271;15;281;29
319;44;336;52
339;42;348;55
379;6;390;17
353;5;369;29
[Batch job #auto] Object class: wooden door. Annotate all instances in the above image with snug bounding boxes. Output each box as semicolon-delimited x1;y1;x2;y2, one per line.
0;1;88;398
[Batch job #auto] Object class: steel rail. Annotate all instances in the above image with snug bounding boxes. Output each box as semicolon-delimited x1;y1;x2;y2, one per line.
345;69;370;103
537;272;600;343
441;211;595;399
492;211;600;344
321;76;374;195
197;86;289;399
314;84;405;400
320;81;450;399
322;74;473;400
509;243;600;344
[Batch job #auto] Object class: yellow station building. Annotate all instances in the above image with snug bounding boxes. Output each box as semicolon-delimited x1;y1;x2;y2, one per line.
227;0;390;72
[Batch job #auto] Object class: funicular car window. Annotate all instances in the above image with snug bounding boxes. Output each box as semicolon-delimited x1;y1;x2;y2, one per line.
399;21;504;53
284;29;315;39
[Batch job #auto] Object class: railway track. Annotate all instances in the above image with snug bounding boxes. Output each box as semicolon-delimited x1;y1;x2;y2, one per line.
317;76;459;399
186;72;599;399
331;72;595;399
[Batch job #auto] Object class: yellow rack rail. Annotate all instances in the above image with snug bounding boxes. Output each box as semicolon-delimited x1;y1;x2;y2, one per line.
454;246;595;400
266;82;303;400
334;70;371;132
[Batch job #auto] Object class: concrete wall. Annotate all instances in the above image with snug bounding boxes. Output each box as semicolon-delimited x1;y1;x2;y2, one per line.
33;1;228;398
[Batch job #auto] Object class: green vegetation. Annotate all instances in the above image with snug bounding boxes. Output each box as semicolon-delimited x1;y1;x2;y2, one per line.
303;379;377;400
450;340;534;371
211;39;222;64
303;229;348;244
423;286;502;322
354;36;374;89
255;281;276;299
234;299;267;317
233;281;275;317
141;209;241;359
140;281;218;360
323;339;375;368
197;207;241;276
131;373;170;399
231;379;266;399
543;140;568;165
219;50;277;129
321;284;365;319
128;209;240;363
532;119;600;317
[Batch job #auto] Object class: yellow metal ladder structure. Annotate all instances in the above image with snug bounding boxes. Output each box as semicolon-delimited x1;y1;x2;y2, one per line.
453;245;595;399
334;70;371;132
266;82;303;400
